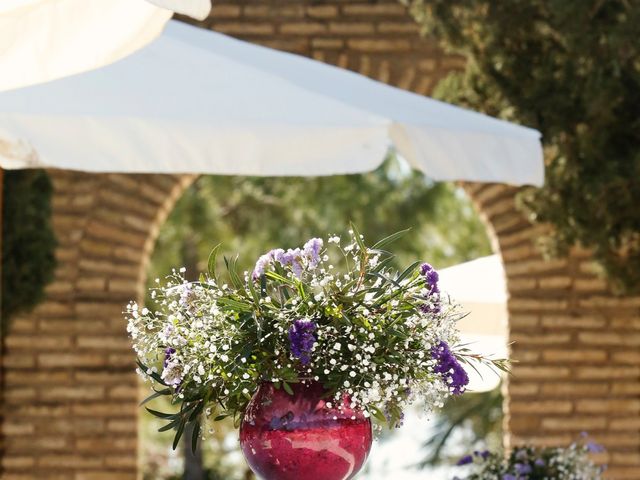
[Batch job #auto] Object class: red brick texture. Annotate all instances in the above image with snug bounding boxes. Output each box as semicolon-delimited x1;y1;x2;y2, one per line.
1;1;638;478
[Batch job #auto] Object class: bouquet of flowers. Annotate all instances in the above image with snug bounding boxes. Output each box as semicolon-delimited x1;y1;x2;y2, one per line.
455;436;605;480
127;227;507;448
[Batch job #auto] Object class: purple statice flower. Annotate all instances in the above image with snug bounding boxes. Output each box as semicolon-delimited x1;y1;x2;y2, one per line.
302;237;323;268
474;450;490;460
420;262;441;313
431;340;469;395
534;458;545;467
456;455;473;466
288;319;317;365
503;475;516;480
515;463;532;475
420;262;440;294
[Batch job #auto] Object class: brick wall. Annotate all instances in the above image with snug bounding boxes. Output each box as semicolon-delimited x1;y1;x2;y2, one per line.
2;1;638;479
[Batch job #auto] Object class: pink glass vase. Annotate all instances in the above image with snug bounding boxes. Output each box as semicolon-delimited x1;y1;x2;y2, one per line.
240;381;373;480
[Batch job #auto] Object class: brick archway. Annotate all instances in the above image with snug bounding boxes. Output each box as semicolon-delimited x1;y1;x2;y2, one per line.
2;2;638;478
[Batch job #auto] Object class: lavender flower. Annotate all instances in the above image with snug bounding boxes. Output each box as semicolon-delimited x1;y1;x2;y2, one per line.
253;250;275;279
457;455;474;466
288;319;317;365
431;340;469;395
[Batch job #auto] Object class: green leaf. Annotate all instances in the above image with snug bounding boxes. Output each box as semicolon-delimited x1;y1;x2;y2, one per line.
172;420;186;450
265;271;296;286
213;414;229;422
369;405;387;423
159;418;181;432
191;421;201;454
140;388;172;406
349;222;368;252
136;359;168;387
397;260;422;283
207;244;221;279
145;407;176;419
372;228;411;250
282;381;294;396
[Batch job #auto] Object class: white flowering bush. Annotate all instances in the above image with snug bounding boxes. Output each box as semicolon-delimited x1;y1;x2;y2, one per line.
455;435;606;479
127;226;507;448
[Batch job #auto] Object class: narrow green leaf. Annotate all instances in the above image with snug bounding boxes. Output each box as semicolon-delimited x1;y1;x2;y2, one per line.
207;244;221;279
191;421;201;454
397;260;422;283
140;388;172;406
282;381;294;396
145;407;176;419
159;418;181;432
172;420;186;450
372;228;411;250
349;222;367;252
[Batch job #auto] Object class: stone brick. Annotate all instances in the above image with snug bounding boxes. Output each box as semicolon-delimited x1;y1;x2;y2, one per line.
509;400;573;414
578;332;640;347
311;38;344;49
328;22;375;35
612;350;640;364
210;4;241;18
341;4;407;17
347;39;412;53
540;315;606;329
576;399;640;414
576;366;640;380
38;353;106;368
542;349;607;363
215;22;275;35
40;386;105;401
377;21;419;34
306;5;338;19
541;417;607;430
280;22;327;35
540;382;609;396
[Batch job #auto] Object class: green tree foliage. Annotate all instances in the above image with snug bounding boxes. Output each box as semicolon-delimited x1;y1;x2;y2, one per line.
2;170;56;329
148;156;491;286
404;0;640;291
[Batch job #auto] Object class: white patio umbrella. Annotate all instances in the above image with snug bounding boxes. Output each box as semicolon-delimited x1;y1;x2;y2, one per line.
0;20;544;185
439;255;509;391
0;0;211;92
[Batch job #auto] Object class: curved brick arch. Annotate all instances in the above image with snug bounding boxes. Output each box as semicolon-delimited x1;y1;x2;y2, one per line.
2;2;638;479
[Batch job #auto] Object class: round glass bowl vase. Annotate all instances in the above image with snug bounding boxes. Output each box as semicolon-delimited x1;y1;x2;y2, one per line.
239;381;372;480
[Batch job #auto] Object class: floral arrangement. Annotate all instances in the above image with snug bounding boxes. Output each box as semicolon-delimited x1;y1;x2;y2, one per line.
127;227;507;448
455;435;605;480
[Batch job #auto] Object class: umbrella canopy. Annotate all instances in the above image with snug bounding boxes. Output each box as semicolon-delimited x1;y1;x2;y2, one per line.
0;20;544;185
0;0;211;92
439;254;508;338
